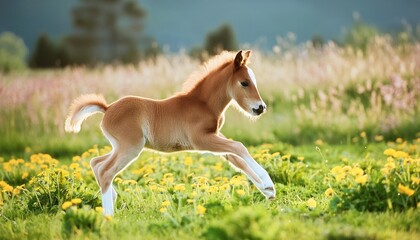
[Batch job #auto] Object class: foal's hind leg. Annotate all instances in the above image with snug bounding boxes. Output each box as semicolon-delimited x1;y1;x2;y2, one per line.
96;138;145;215
91;153;118;203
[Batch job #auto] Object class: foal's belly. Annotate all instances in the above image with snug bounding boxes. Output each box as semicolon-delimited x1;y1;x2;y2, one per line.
145;140;193;153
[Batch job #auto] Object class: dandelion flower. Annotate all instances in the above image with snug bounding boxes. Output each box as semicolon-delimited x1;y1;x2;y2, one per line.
306;198;317;209
62;201;73;210
95;207;104;213
355;175;368;184
196;205;206;215
325;188;334;197
398;184;415;197
21;172;29;179
159;207;167;213
393;151;409;159
411;176;420;185
69;163;79;170
374;135;384;141
162;200;171;207
350;167;364;177
360;131;366;138
297;156;305;161
384;148;396;156
184;157;193;166
236;189;246;196
71;198;82;204
174;184;186;192
104;216;112;221
335;173;346;182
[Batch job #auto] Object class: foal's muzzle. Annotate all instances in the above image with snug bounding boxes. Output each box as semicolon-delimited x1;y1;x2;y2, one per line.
252;104;266;115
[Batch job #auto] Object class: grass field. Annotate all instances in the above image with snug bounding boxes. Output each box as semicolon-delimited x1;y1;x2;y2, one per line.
1;36;419;239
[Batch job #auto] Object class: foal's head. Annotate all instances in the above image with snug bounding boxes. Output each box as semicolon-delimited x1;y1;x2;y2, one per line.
228;50;267;117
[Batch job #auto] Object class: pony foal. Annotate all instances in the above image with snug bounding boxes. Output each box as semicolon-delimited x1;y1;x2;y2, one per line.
65;50;276;216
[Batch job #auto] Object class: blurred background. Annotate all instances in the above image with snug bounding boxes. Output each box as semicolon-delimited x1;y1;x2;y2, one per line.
0;0;419;156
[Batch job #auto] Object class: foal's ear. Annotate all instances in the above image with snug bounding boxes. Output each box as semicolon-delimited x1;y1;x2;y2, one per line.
234;50;243;70
243;50;252;62
234;50;252;70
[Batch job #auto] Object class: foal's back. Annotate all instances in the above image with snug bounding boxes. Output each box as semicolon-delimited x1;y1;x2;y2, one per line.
102;94;216;152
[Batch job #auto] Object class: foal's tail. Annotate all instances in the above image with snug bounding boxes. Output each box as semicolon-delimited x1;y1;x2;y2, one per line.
65;94;108;133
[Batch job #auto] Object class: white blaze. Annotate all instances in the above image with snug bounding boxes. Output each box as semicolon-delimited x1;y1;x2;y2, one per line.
247;67;257;85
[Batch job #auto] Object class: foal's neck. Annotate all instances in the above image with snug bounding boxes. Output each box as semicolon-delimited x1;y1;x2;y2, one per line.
190;64;232;117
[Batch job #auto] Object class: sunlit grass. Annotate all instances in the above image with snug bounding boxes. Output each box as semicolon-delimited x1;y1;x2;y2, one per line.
0;36;419;155
0;138;419;239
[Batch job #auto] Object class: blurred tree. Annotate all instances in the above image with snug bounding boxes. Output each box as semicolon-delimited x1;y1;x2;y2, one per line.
204;24;239;55
0;32;27;73
29;34;70;68
311;34;324;49
66;0;146;65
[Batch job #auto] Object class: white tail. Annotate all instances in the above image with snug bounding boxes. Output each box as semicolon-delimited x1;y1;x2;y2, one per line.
64;94;108;133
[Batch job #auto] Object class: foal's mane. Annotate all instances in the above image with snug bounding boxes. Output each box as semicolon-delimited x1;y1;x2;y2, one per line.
182;51;237;93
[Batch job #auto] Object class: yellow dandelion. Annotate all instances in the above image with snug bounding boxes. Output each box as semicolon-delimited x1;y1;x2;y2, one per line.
281;154;291;160
325;188;334;197
384;148;396;156
297;156;305;161
355;175;368;184
21;172;29;179
236;189;246;196
393;151;409;159
335;173;346;182
174;184;186;192
398;184;415;197
306;198;317;209
196;205;206;215
350;167;364;177
342;166;352;172
2;185;13;193
360;131;366;138
123;180;137;185
72;156;81;162
331;166;342;174
62;201;73;210
69;163;79;170
374;135;384;141
396;138;403;143
104;216;112;221
315;139;324;146
213;162;224;171
159;207;167;213
71;198;82;204
184;156;193;166
411;176;420;185
95;207;104;213
162;200;171;207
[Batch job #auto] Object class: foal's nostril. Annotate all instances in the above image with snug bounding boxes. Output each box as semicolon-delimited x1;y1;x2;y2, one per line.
252;105;265;115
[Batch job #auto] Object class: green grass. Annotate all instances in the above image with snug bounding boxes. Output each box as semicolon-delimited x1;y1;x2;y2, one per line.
1;38;419;239
1;141;419;240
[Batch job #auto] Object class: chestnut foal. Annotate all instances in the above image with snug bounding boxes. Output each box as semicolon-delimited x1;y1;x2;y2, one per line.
65;50;276;216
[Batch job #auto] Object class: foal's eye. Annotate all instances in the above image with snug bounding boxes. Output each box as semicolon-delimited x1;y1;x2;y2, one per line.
240;81;250;87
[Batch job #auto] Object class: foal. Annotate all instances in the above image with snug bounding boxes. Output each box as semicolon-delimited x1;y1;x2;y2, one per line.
65;50;276;215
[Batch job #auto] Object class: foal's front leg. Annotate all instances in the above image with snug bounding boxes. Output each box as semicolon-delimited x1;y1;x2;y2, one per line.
193;134;276;199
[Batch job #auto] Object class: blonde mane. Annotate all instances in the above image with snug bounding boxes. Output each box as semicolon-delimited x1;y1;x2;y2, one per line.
182;51;237;93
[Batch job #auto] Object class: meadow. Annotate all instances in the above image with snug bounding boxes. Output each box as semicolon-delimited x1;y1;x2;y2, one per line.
0;35;419;239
